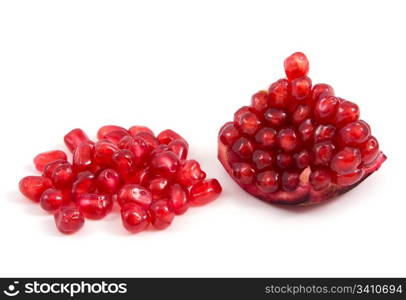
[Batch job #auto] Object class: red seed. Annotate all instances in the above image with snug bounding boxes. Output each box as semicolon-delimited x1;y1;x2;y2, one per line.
76;193;113;220
150;151;179;178
94;140;119;167
128;125;154;137
284;52;309;80
102;129;130;145
310;169;332;191
277;128;299;152
312;142;336;166
168;184;189;215
338;120;371;146
121;203;150;233
112;149;136;176
72;171;97;200
268;79;290;108
189;179;222;206
176;159;206;186
96;169;121;195
360;136;380;165
52;162;75;188
330;147;362;175
232;162;255;185
256;170;279;193
54;207;85;234
291;105;311;125
149;200;175;230
72;141;95;172
64;128;90;153
282;170;300;191
335;100;360;127
232;137;254;159
264;108;287;127
168;139;189;160
314;124;336;142
40;188;64;212
43;159;68;178
117;184;153;208
314;96;339;123
276;153;293;169
157;129;187;146
311;83;335;104
19;176;53;202
251;91;269;113
149;177;170;200
294;150;310;169
290;76;312;101
336;168;364;186
252;150;274;170
97;125;127;140
34;150;67;172
255;127;277;148
236;111;262;135
219;123;240;146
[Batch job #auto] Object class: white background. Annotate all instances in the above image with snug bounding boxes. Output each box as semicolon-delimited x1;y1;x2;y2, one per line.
0;0;405;277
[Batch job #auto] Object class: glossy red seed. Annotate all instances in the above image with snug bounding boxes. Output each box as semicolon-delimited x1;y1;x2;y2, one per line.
256;170;279;193
310;169;332;191
282;170;300;191
314;124;336;142
43;159;68;178
72;141;94;172
339;120;371;146
112;149;136;176
294;150;310;169
291;105;311;125
314;96;339;123
34;150;67;172
135;132;159;150
97;125;127;140
64;128;90;153
149;177;170;200
96;169;121;195
19;176;53;202
255;127;277;148
117;184;153;208
234;106;252;124
311;83;334;104
128;125;154;137
121;203;150;233
157;129;187;146
232;162;255;184
335;100;360;127
264;108;287;127
149;200;175;230
251;91;269;112
252;150;274;170
40;188;63;212
276;153;293;169
312;142;336;166
103;129;130;145
176;159;206;186
52;162;75;188
237;111;262;135
360;136;379;165
290;76;312;101
232;137;254;159
219;122;240;146
72;171;96;199
268;79;290;108
76;193;113;220
189;179;222;205
54;207;84;234
168;139;188;160
284;52;309;80
150;151;179;178
298;118;315;143
330;147;362;175
168;184;189;215
277;128;299;152
94;140;119;167
336;169;364;186
128;136;151;165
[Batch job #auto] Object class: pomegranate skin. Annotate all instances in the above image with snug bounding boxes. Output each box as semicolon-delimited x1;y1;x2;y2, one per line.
54;207;85;234
64;128;90;153
218;52;386;205
34;150;67;172
19;176;53;202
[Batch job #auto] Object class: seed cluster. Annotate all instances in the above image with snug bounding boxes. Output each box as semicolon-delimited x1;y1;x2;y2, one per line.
19;126;222;234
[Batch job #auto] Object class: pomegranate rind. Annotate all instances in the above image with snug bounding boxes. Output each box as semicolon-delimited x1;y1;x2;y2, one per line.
218;138;386;205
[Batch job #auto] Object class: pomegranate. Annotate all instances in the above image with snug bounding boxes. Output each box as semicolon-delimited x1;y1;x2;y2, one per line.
19;125;222;234
218;52;386;205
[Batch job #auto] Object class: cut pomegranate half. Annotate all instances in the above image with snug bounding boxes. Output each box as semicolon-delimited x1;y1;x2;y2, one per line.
218;52;386;205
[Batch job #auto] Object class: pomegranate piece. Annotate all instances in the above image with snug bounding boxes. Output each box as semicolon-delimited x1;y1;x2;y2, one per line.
168;184;189;215
96;169;121;194
54;207;85;234
51;162;75;188
34;150;67;172
176;159;206;187
117;184;153;208
19;176;53;202
149;200;175;230
218;52;386;205
168;139;188;160
121;203;150;233
76;193;113;220
150;151;179;178
72;141;95;172
40;188;64;212
64;128;89;153
189;179;222;206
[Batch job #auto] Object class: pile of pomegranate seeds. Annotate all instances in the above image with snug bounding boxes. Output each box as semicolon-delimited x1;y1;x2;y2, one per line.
19;126;222;234
218;52;386;205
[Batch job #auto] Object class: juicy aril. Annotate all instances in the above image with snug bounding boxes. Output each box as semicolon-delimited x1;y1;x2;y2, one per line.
218;52;386;205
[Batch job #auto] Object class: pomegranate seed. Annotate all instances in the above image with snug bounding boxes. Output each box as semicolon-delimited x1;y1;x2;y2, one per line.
43;159;67;178
19;176;53;202
136;132;159;150
76;193;113;220
149;177;170;200
176;159;206;186
72;171;96;199
218;52;385;205
128;125;154;137
232;162;255;185
168;184;189;215
251;90;269;113
54;207;85;234
64;128;89;153
330;147;361;175
112;149;136;176
97;125;127;140
128;136;151;165
157;129;187;146
103;129;130;145
284;52;309;80
117;184;153;208
189;179;222;206
96;169;121;195
168;139;188;160
94;140;119;167
52;162;75;188
149;200;175;230
72;141;95;172
40;188;64;212
34;150;67;172
150;151;179;178
121;203;150;233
